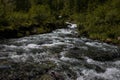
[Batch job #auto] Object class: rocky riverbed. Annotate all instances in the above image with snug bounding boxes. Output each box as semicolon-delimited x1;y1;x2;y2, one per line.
0;24;120;80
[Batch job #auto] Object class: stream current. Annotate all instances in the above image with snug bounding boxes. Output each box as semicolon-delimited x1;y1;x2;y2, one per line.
0;24;120;80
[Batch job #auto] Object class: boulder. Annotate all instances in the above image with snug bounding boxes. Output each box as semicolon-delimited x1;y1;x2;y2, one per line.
39;74;54;80
105;38;112;43
118;37;120;40
67;47;120;61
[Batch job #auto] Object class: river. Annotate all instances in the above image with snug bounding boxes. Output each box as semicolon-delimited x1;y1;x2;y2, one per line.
0;24;120;80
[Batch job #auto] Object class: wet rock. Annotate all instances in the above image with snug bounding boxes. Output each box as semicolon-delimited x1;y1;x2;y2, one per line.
67;47;120;61
57;63;77;79
105;38;112;43
50;71;64;80
65;47;86;60
0;52;9;57
48;46;64;54
85;50;120;61
39;74;54;80
84;64;105;73
0;61;56;80
92;76;107;80
118;37;120;40
0;65;11;69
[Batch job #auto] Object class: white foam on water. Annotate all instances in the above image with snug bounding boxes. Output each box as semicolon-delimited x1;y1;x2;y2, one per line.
85;42;102;47
16;39;28;43
85;41;118;49
26;44;39;48
81;37;89;41
65;22;71;24
48;57;61;66
4;45;17;48
41;42;66;47
80;68;120;80
114;61;120;65
100;68;120;80
85;57;104;66
53;29;73;34
85;42;119;52
10;54;28;62
33;52;49;62
50;36;61;39
10;52;49;63
60;51;79;63
60;51;66;56
76;76;84;80
41;43;54;47
60;56;71;61
103;43;118;48
86;58;95;63
68;24;77;28
9;45;17;48
66;22;77;29
60;56;79;63
79;46;88;50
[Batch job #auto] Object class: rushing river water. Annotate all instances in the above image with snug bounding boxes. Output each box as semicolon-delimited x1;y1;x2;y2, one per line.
0;24;120;80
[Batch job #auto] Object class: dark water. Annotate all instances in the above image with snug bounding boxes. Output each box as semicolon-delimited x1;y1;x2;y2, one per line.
0;24;120;80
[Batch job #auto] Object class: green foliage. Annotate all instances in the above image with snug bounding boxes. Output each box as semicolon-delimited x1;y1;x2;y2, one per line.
0;0;120;44
28;5;51;24
76;0;120;44
8;12;29;27
14;0;31;12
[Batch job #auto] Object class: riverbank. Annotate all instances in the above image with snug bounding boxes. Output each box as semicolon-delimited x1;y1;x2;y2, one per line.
72;0;120;45
0;0;119;44
0;21;67;39
76;24;120;46
65;22;120;45
0;21;119;46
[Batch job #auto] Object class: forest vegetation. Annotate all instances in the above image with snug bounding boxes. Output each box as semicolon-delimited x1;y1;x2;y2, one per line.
0;0;120;44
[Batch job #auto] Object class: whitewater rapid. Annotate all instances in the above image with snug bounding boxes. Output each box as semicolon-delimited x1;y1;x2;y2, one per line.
0;23;120;80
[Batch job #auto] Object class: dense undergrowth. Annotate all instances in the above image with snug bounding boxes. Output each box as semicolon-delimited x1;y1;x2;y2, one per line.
74;0;120;44
0;0;120;44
